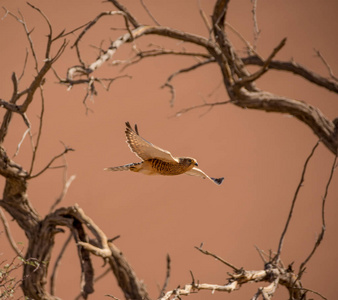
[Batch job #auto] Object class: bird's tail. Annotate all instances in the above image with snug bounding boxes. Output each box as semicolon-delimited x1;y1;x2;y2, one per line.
211;177;225;185
104;163;141;172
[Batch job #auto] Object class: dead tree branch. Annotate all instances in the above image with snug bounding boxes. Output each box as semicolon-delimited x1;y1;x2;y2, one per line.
298;151;337;278
274;141;320;263
65;0;337;154
241;56;338;93
159;254;171;298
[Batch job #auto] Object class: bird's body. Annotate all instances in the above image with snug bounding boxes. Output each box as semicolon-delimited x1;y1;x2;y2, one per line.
105;122;224;185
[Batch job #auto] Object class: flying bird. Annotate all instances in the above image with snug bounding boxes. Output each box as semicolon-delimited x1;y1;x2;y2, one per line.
104;122;224;185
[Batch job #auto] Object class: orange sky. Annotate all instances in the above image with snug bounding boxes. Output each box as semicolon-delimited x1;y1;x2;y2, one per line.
0;1;337;299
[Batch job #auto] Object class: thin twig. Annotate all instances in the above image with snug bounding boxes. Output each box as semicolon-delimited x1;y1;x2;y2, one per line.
293;286;328;300
254;245;267;264
71;11;132;66
159;254;171;298
140;0;160;26
4;7;39;72
174;100;231;117
0;208;23;256
50;232;72;295
28;85;45;175
238;37;286;86
298;151;337;278
195;245;240;272
118;47;212;72
225;21;262;59
28;146;74;179
161;58;215;106
49;166;76;213
27;2;53;59
314;49;338;82
18;48;29;81
105;295;120;299
106;0;141;28
197;0;212;39
251;0;261;49
13;128;30;158
274;141;320;263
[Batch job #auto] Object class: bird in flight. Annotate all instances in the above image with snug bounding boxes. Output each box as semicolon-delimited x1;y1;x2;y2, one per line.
104;122;224;185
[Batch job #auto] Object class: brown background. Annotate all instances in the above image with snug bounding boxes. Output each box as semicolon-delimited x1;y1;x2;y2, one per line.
1;0;337;299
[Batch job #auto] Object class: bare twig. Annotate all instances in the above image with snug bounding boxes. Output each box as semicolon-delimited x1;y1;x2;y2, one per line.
174;100;231;117
49;156;76;212
237;38;286;86
140;0;160;26
13;128;30;158
195;245;240;272
50;232;72;295
18;49;29;81
241;56;338;93
314;49;338;82
161;58;215;106
293;287;328;300
71;11;133;66
28;85;45;176
224;21;262;59
105;295;120;299
106;0;141;28
117;47;212;72
28;145;74;179
254;245;267;264
159;254;171;298
298;151;337;278
0;208;23;256
27;2;53;59
251;0;261;49
197;0;212;38
274;141;320;263
4;7;39;72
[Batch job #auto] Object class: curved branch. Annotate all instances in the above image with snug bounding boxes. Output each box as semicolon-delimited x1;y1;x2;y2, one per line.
67;24;220;80
242;56;338;93
65;1;337;156
232;88;337;154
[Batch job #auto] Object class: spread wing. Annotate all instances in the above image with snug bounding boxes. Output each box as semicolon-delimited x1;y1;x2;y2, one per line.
125;122;178;163
185;167;224;185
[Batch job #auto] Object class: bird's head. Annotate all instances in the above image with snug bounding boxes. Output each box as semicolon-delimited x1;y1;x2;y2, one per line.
179;157;198;167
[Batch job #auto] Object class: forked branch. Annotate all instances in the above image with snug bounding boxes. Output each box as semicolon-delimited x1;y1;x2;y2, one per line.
64;0;337;154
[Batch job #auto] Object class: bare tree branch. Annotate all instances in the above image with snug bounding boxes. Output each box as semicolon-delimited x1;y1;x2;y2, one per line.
64;1;337;154
250;0;261;49
298;151;337;278
162;58;215;106
314;49;338;82
274;141;320;263
174;100;231;117
238;37;286;86
140;0;160;26
50;232;72;296
0;208;23;257
159;254;171;298
28;145;74;179
241;56;338;93
49;156;76;213
106;0;141;28
195;244;240;271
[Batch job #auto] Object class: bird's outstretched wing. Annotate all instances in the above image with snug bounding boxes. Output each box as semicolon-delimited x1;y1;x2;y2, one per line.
125;122;179;162
185;166;224;185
